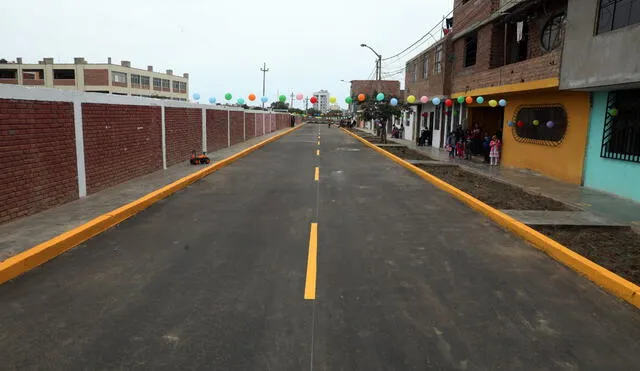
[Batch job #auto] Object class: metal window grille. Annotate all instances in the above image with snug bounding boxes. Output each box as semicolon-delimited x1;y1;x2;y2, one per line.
512;105;568;146
601;90;640;163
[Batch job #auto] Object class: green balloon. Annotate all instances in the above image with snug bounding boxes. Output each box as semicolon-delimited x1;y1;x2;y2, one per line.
345;96;353;104
225;93;232;100
457;96;465;104
279;95;286;102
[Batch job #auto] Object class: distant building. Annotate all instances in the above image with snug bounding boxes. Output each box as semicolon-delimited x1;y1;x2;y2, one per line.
313;90;330;113
0;57;189;101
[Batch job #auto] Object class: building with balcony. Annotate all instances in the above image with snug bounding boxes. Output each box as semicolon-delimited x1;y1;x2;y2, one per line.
404;38;457;147
560;0;640;202
0;57;189;101
312;90;330;113
450;0;590;184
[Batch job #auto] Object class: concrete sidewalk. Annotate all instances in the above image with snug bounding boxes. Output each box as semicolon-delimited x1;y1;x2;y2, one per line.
360;129;640;228
0;128;292;262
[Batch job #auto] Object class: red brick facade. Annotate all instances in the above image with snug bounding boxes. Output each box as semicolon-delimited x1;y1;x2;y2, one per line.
82;104;163;194
0;99;78;223
229;111;244;146
350;80;401;99
165;107;202;166
206;109;229;151
405;39;453;98
84;69;108;86
53;79;75;86
451;0;566;94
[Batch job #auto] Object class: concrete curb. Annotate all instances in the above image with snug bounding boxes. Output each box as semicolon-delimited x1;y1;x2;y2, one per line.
342;128;640;310
0;124;305;285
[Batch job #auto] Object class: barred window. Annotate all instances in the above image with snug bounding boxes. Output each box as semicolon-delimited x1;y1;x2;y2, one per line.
601;89;640;163
162;79;170;89
140;76;150;87
131;74;141;85
512;106;568;146
172;80;180;91
597;0;640;34
153;78;162;88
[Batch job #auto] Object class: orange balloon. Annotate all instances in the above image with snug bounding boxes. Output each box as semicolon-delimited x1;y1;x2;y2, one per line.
465;96;473;104
358;93;366;102
248;93;256;101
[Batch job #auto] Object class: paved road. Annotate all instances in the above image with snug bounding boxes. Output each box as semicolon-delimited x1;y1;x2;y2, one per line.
1;124;640;370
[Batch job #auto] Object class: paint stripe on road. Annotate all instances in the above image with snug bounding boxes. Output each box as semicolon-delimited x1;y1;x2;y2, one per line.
317;149;320;156
314;167;319;181
304;222;318;300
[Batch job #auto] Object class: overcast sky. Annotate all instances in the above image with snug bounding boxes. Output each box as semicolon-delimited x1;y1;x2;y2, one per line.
1;0;452;108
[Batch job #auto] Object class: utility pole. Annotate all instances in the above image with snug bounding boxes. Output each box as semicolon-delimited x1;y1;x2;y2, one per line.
304;97;309;111
377;55;382;80
290;92;295;109
260;62;269;109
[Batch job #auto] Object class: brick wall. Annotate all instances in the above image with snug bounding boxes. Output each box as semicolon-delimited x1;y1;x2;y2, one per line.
246;112;256;139
451;0;566;94
82;104;163;194
0;99;78;223
405;39;453;98
206;109;228;151
256;113;265;136
53;79;75;86
84;69;108;86
165;107;202;166
229;111;244;145
350;80;401;99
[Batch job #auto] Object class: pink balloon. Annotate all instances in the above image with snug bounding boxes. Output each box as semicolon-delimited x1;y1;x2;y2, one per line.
296;93;304;100
420;96;429;104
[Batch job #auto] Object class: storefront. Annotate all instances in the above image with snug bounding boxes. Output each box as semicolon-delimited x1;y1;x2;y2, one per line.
582;90;640;202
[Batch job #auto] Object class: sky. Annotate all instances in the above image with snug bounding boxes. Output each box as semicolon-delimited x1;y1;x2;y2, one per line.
1;0;452;109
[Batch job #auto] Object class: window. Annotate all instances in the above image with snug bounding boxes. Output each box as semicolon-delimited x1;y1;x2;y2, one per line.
434;45;443;74
179;82;186;91
597;0;640;34
506;21;529;64
162;79;170;89
153;78;162;88
131;74;141;85
141;76;150;87
53;69;75;79
513;106;568;145
0;69;17;79
541;14;566;51
112;71;127;84
601;89;640;163
172;81;180;91
423;55;429;79
412;63;417;82
464;33;477;67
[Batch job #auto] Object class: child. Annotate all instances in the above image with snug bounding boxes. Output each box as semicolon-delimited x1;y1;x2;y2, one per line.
489;135;501;166
446;131;456;159
456;140;464;158
464;130;473;160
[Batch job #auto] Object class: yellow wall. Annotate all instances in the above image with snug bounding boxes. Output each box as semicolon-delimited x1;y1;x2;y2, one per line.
501;90;590;184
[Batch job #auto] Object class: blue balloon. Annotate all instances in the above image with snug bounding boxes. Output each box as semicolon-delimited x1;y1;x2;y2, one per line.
499;99;507;107
209;97;216;104
507;121;515;127
390;98;398;106
261;96;269;103
193;93;201;100
237;98;245;105
432;97;441;105
476;96;485;104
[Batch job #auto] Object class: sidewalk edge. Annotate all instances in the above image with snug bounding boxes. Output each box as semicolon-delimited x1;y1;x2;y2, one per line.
342;128;640;310
0;125;304;285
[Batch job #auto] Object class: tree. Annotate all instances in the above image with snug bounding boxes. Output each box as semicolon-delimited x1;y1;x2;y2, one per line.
355;91;407;144
306;108;321;116
270;101;289;110
288;108;304;114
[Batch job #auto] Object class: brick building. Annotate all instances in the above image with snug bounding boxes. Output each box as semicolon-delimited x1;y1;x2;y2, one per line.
349;80;401;100
404;38;456;147
448;0;590;184
0;57;189;101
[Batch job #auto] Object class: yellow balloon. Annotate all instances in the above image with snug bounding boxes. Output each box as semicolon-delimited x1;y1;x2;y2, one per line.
489;99;498;107
407;95;416;104
329;96;337;104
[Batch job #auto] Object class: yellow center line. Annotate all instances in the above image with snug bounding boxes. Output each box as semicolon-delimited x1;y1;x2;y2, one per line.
316;149;320;156
314;167;319;181
304;223;318;300
317;140;320;145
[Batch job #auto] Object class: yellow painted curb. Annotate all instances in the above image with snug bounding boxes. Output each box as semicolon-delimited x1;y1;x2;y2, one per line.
342;128;640;309
0;124;305;285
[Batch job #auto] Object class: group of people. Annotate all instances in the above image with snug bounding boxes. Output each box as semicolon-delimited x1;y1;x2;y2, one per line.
444;123;502;166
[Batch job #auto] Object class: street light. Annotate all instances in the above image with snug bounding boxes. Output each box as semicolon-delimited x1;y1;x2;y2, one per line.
360;43;382;80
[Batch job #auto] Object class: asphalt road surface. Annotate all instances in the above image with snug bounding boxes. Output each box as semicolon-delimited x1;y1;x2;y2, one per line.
1;124;640;370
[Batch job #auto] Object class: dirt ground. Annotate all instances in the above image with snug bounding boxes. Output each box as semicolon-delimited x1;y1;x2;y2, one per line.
383;146;434;161
416;165;571;211
535;226;640;285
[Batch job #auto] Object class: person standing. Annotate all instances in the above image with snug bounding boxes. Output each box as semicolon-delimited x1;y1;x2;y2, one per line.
489;135;501;166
